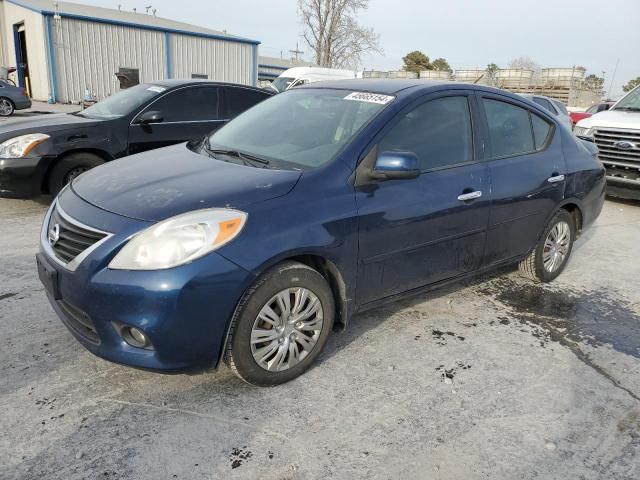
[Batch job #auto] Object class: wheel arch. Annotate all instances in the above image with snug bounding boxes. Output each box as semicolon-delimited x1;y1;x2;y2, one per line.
557;198;584;236
42;148;114;193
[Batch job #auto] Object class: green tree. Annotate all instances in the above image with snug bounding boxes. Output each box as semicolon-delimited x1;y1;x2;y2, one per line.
402;51;430;73
623;76;640;93
585;74;604;90
430;57;452;72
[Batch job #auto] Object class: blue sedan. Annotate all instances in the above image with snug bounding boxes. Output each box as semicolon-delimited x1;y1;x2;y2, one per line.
36;80;605;386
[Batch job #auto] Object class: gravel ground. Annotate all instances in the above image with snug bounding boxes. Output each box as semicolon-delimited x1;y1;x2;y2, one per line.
0;196;639;479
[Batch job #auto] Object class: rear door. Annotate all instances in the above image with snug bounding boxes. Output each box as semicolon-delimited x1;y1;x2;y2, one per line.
355;91;490;305
128;85;221;154
478;94;565;265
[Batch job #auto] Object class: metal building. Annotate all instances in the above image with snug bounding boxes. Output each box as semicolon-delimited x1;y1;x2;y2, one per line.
0;0;260;103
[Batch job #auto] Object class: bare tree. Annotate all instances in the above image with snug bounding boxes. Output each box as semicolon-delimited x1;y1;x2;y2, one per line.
298;0;381;69
508;56;540;71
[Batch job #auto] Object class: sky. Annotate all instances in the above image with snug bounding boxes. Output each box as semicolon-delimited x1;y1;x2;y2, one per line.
66;0;640;98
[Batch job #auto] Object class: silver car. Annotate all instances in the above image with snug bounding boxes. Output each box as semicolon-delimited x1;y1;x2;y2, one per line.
520;94;572;129
0;80;32;117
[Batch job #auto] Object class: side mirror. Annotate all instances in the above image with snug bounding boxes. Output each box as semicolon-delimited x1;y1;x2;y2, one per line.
371;151;420;180
136;110;163;124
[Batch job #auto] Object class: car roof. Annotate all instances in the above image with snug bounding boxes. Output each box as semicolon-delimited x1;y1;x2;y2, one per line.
147;79;269;92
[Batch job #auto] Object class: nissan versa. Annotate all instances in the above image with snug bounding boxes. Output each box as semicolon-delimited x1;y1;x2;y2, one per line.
37;80;605;386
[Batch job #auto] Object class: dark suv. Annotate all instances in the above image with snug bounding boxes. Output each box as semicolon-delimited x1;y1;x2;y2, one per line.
0;80;272;198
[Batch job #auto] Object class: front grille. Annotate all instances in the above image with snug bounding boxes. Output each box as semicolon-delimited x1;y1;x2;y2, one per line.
594;129;640;184
48;206;108;264
57;300;100;344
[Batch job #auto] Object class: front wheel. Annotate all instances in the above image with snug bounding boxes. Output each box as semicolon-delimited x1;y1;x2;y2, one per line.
224;261;335;386
47;152;105;196
518;209;575;283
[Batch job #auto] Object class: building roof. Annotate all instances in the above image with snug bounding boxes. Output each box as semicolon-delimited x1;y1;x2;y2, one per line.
3;0;260;45
258;56;315;70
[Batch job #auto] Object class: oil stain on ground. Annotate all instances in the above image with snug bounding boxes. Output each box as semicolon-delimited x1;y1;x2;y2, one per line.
479;278;640;359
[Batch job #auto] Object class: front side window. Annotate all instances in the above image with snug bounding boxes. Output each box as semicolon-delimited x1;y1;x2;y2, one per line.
483;99;535;158
78;84;163;119
208;89;390;169
145;86;219;122
378;96;473;171
270;77;296;93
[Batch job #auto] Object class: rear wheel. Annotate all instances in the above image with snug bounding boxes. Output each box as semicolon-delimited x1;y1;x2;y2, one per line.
518;209;575;282
0;97;15;116
225;261;335;386
47;152;105;196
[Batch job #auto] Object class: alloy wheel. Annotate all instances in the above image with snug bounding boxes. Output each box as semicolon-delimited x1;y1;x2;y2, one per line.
543;220;570;273
0;98;13;116
250;287;324;372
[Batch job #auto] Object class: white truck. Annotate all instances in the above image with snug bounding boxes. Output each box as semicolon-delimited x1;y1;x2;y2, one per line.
575;85;640;200
267;67;357;93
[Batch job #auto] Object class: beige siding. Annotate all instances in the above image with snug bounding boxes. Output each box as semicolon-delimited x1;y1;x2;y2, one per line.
0;2;6;67
171;34;253;85
51;17;166;103
0;1;49;100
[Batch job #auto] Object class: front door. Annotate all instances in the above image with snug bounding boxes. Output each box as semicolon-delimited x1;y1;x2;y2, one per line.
355;92;490;305
477;94;566;265
128;85;223;154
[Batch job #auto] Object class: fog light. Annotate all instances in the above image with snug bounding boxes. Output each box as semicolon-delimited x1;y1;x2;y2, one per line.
122;326;150;348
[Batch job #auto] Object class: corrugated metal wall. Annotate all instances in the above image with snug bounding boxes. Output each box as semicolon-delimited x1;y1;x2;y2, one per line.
170;34;253;85
51;17;166;103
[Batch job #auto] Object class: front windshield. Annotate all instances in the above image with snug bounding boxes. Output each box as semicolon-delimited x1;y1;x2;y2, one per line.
613;86;640;111
270;77;296;93
78;84;166;119
208;89;393;169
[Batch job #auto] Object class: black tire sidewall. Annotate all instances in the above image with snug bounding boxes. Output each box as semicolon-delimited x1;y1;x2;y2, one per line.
48;153;104;195
230;264;335;386
0;97;15;116
534;210;575;282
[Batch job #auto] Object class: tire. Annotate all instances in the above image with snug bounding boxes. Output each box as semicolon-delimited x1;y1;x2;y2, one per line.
47;152;105;196
224;261;335;386
518;209;575;283
0;97;15;117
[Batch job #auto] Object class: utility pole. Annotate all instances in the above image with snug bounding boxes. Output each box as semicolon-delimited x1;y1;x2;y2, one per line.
607;59;619;98
289;42;303;62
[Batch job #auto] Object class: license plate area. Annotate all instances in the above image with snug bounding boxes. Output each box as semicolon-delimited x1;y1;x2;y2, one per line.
36;253;61;300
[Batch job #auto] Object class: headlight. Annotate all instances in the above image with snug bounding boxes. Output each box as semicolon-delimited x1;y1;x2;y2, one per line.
109;209;247;270
573;126;593;138
0;133;50;158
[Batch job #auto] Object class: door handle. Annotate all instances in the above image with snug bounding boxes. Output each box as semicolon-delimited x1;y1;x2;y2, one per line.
457;190;482;201
547;174;565;184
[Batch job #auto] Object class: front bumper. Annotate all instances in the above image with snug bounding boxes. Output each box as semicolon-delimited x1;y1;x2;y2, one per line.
606;176;640;201
38;189;256;372
0;156;54;198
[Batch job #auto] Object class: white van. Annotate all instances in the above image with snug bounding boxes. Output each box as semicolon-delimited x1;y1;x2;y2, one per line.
268;67;357;93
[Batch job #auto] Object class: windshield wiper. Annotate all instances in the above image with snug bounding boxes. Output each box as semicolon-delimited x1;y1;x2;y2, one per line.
614;106;640;112
203;144;271;168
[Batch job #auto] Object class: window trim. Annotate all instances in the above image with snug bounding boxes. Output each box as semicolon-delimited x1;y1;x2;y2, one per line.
359;90;479;175
477;93;556;161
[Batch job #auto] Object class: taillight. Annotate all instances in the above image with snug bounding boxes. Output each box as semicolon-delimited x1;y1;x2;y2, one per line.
22;89;28;97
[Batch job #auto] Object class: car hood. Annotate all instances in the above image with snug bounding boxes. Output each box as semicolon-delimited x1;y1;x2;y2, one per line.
72;143;302;222
576;109;640;130
0;113;101;141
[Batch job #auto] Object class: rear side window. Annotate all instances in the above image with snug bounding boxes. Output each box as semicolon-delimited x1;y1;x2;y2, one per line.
552;100;568;115
483;99;534;158
148;86;219;122
533;97;555;113
222;87;270;119
378;96;473;171
531;113;552;149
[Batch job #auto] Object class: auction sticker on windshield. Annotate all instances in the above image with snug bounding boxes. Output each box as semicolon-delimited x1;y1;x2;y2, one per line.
344;92;394;104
